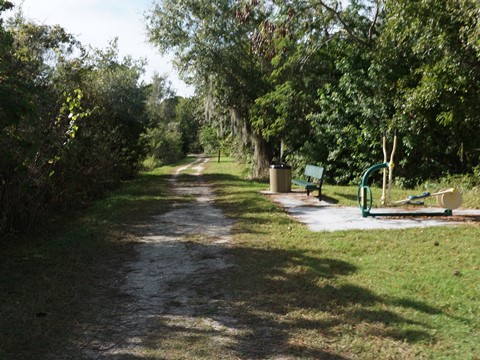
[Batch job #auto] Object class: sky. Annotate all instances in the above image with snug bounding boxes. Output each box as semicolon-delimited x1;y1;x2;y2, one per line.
5;0;194;97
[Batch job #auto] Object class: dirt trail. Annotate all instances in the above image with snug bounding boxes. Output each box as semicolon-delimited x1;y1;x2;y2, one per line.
79;157;238;358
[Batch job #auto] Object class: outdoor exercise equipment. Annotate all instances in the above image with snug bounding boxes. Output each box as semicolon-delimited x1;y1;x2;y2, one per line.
358;162;461;218
381;131;397;205
394;188;462;208
437;189;463;209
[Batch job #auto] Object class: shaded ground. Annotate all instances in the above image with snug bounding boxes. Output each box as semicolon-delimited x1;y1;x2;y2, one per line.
74;157;239;358
46;159;478;359
265;190;480;232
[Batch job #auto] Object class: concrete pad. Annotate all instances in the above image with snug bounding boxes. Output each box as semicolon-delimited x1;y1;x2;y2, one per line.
265;192;480;232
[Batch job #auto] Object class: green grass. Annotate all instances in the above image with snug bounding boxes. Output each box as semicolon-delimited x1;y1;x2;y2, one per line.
0;160;187;359
1;155;478;359
203;157;480;359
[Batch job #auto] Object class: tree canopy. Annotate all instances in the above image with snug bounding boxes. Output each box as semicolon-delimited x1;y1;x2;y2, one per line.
146;0;480;184
2;0;480;233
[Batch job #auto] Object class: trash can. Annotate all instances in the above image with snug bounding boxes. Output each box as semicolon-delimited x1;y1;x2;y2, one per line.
269;164;292;193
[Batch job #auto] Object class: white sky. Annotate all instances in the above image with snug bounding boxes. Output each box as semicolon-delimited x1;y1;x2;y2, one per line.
5;0;194;97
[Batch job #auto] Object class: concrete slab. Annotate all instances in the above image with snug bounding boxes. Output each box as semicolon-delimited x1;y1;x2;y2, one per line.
264;191;480;232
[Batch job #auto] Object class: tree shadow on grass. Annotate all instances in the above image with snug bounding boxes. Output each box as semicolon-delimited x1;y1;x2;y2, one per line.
127;244;447;359
131;245;357;359
208;247;441;359
25;238;447;360
321;194;340;204
32;169;454;359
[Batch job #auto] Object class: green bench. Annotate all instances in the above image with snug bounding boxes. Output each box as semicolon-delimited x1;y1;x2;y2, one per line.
292;164;324;200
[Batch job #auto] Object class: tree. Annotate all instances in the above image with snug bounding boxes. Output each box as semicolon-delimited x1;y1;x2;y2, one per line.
0;1;16;128
373;0;480;181
145;0;480;184
1;15;148;234
0;14;86;232
142;74;184;167
176;97;202;154
143;88;201;167
245;0;385;182
146;0;273;177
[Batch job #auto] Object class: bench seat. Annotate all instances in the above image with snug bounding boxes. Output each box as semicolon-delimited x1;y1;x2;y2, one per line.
291;179;319;191
292;164;324;200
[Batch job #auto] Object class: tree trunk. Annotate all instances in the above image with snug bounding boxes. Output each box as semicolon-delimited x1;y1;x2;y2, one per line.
253;132;273;179
229;106;273;178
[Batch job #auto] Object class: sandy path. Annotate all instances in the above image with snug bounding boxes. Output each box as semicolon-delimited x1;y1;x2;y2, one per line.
79;157;237;358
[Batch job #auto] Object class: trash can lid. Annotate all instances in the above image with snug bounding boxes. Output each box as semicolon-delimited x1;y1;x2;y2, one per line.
270;164;291;169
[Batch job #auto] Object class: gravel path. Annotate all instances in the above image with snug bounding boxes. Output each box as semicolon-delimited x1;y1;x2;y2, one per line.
79;157;237;358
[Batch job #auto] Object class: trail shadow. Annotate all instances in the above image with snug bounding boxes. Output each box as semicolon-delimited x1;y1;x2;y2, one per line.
29;238;450;359
135;244;358;359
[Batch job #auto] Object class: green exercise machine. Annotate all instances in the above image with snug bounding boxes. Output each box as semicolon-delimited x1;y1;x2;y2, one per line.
357;162;462;218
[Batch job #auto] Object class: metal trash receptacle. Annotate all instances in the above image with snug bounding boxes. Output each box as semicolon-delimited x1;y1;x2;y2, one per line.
269;164;292;193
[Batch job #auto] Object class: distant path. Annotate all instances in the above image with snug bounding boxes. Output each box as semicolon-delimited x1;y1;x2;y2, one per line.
79;156;238;358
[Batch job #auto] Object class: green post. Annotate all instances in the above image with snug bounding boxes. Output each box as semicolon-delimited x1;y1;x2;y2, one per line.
360;162;389;217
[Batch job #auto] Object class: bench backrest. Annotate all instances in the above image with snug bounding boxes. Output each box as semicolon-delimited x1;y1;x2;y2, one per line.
305;164;324;179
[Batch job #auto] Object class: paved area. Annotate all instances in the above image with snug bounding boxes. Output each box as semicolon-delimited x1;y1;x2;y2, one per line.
266;191;480;232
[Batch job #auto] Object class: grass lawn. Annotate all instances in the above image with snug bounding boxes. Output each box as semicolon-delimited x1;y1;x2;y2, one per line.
204;157;479;359
0;159;192;359
0;156;478;359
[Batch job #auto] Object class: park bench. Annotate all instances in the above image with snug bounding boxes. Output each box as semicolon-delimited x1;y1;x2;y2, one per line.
292;164;324;200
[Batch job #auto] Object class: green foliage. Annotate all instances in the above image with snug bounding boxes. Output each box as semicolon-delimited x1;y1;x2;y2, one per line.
177;97;202;154
157;0;456;181
199;125;219;155
146;0;480;185
247;0;480;184
142;75;202;166
372;0;480;180
146;0;274;177
0;17;148;234
0;2;15;124
244;0;384;183
143;125;183;166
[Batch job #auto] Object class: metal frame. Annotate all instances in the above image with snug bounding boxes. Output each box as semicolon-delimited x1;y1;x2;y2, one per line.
358;162;453;218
